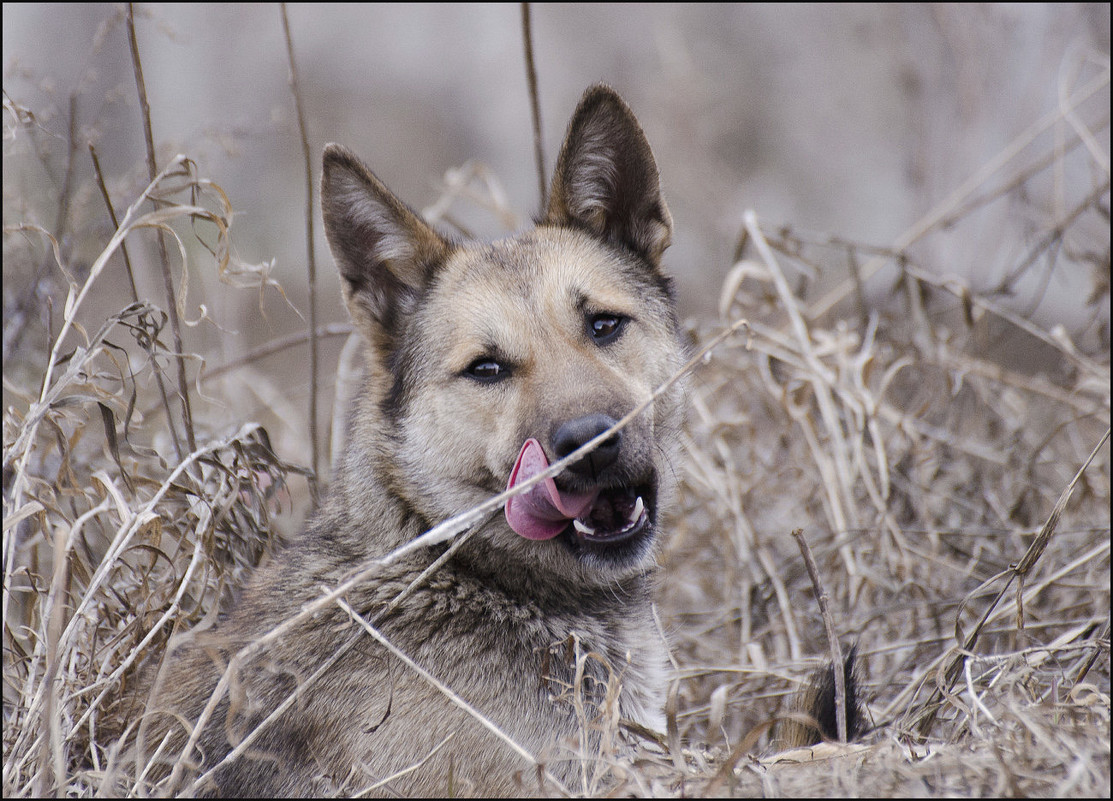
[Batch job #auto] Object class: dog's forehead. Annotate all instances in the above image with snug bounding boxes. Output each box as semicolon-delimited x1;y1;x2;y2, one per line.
438;228;637;311
417;228;652;369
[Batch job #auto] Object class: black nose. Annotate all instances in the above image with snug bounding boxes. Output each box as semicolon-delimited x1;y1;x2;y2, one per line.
552;414;621;476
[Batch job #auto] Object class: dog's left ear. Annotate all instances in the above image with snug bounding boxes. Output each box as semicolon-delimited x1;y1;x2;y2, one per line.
544;85;672;264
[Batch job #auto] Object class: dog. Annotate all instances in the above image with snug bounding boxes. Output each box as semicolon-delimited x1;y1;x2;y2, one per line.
131;84;686;796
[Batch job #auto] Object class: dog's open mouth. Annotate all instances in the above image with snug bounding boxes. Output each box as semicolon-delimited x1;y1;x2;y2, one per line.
571;488;648;543
504;439;653;549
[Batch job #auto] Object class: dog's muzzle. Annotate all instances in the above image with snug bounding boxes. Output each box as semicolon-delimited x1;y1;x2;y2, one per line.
504;435;656;558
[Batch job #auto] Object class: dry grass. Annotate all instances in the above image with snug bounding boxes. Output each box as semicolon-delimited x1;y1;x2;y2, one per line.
4;20;1110;799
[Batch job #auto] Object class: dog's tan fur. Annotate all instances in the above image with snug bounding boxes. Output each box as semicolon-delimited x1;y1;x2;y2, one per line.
131;85;686;796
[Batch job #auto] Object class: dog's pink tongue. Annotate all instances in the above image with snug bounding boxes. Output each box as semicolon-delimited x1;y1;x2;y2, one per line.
505;439;598;540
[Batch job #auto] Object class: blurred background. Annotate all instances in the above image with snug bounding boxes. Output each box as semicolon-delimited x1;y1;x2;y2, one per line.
4;2;1110;465
6;4;1109;304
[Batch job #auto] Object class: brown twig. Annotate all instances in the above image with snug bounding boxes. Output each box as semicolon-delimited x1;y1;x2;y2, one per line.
199;322;352;386
1070;619;1109;688
703;719;774;794
520;3;546;210
280;3;321;503
805;68;1110;322
127;2;194;458
55;93;80;264
997;176;1111;298
934;112;1108;231
791;528;848;743
911;426;1111;742
88;144;140;303
89;142;184;460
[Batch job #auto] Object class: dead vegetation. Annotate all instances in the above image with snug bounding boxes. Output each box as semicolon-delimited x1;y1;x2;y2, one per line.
3;6;1109;797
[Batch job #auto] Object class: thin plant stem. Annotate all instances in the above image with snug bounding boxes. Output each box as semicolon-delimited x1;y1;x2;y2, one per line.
521;3;546;210
280;3;321;502
127;2;194;457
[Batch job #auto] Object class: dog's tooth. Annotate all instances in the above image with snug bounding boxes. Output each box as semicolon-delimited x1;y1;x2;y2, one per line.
628;496;644;524
573;519;596;536
617;496;646;533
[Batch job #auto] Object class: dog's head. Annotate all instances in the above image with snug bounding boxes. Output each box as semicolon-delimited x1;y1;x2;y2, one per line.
321;86;684;584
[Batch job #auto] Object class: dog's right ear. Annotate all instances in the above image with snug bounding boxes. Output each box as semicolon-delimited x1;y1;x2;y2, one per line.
321;144;450;342
544;85;672;265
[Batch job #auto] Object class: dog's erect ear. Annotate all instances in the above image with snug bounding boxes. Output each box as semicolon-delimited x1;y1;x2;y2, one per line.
544;85;672;264
321;144;450;340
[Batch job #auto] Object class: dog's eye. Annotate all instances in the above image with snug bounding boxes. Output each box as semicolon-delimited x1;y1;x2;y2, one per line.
465;358;509;383
588;314;626;345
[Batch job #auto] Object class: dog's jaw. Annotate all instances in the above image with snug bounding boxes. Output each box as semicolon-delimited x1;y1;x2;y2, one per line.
557;475;660;568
